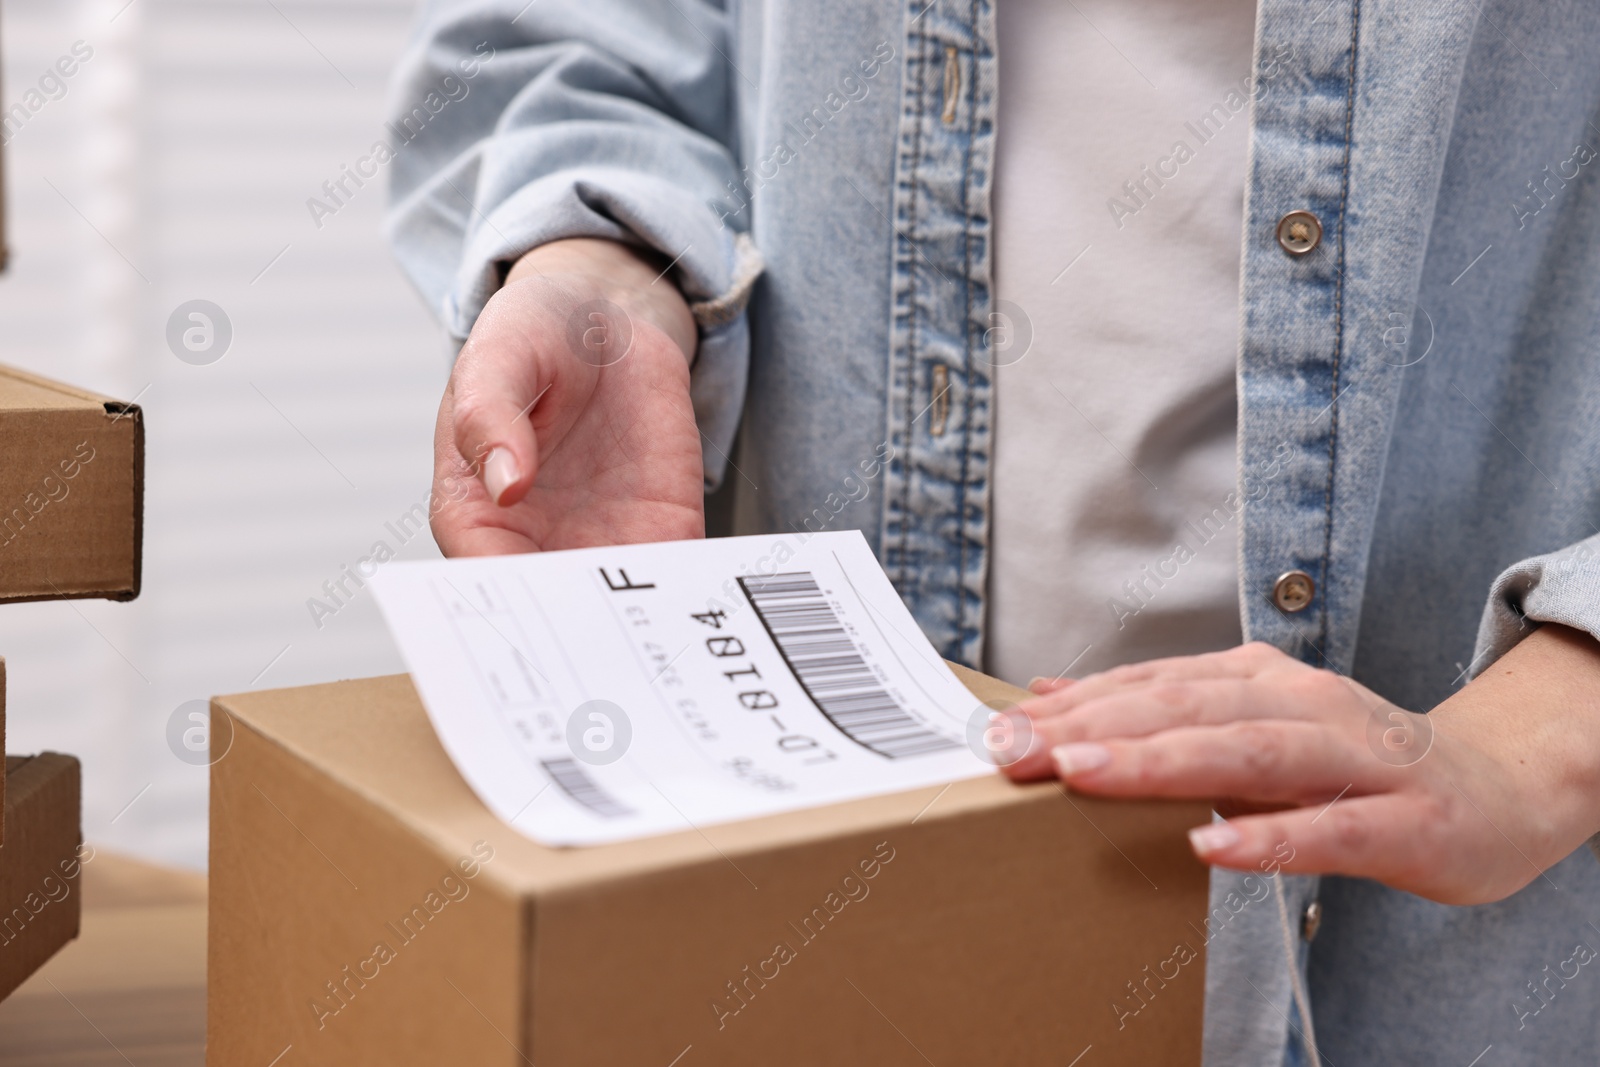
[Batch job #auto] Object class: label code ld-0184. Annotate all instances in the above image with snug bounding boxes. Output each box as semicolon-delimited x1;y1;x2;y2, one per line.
739;572;960;760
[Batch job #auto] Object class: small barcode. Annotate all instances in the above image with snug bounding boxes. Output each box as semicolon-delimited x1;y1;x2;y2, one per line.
541;757;635;819
739;571;961;759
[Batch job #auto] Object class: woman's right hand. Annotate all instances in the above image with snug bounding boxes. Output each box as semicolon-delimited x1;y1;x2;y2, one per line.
431;238;707;556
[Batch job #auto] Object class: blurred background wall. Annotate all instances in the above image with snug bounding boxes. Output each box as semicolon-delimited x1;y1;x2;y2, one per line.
0;0;446;870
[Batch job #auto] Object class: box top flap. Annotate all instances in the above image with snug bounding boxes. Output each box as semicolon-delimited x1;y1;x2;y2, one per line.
4;753;81;808
214;666;1051;897
0;366;144;605
0;364;121;414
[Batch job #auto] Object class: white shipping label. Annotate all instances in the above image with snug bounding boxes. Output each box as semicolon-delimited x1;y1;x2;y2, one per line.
371;531;997;846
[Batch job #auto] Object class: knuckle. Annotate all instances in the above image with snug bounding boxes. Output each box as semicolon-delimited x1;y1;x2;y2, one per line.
1412;785;1453;824
1324;806;1374;855
1289;667;1347;705
1235;641;1281;666
1101;663;1150;686
1227;721;1287;777
1126;744;1168;790
451;392;493;436
1413;793;1466;861
1147;684;1202;722
1421;795;1480;876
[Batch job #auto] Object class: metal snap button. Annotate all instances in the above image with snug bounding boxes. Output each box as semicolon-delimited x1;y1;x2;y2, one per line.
1272;570;1315;613
1276;210;1322;256
1302;899;1323;942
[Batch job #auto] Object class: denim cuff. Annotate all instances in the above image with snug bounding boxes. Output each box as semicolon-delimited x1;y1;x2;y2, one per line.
442;169;762;339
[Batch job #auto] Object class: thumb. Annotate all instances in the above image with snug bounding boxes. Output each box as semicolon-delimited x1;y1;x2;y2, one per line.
449;294;562;508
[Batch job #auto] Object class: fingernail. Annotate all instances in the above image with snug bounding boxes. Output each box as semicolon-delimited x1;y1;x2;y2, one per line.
483;447;519;505
1051;742;1112;777
1188;823;1241;856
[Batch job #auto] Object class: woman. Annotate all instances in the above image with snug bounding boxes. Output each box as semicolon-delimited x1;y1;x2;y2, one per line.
386;1;1600;1061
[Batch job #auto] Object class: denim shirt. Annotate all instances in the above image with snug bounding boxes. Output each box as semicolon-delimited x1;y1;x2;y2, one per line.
387;1;1600;1062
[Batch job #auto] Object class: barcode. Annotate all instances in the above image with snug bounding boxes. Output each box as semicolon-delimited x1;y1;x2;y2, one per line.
541;757;635;818
739;572;961;759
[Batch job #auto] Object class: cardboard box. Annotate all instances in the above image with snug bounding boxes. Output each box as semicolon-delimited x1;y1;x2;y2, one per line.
0;364;143;603
1;658;7;842
0;753;83;1000
210;667;1210;1066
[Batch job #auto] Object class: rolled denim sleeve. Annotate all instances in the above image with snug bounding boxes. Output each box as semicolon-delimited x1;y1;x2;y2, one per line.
383;0;761;488
1472;531;1600;673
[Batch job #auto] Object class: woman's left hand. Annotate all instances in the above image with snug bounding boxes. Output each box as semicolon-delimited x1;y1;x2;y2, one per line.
998;631;1600;906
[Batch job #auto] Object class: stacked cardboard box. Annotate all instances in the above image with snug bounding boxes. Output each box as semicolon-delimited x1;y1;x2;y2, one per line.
210;665;1211;1066
0;744;82;999
0;655;86;1000
0;366;144;1001
1;12;147;995
0;364;144;603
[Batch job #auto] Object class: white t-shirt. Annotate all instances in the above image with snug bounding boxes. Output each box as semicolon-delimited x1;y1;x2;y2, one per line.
986;0;1255;685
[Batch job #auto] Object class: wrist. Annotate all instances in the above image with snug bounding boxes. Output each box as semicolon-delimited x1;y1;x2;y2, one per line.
505;238;698;361
1432;624;1600;858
